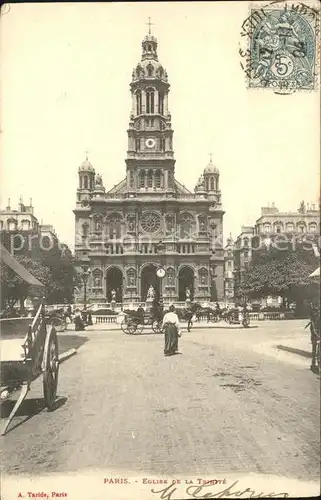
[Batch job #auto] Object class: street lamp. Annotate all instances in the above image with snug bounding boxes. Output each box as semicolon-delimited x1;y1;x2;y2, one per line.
156;240;166;309
81;255;91;310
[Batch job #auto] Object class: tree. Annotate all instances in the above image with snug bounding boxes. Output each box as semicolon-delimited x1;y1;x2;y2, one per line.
1;256;52;312
41;243;82;304
240;241;319;309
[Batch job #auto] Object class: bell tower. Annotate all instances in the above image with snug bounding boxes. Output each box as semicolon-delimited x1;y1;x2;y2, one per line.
126;21;175;194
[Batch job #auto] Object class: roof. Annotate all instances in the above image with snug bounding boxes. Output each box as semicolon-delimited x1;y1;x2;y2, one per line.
0;244;44;289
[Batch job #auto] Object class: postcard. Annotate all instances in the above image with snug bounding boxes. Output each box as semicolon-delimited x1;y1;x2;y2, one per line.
1;1;320;499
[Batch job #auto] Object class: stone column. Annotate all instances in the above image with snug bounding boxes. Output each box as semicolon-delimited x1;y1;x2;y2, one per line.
142;90;146;113
155;90;159;114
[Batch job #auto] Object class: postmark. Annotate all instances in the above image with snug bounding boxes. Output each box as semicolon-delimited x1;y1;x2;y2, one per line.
240;2;320;94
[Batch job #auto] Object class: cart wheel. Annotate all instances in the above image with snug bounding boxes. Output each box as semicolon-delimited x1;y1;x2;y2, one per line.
134;322;144;335
152;320;163;333
43;326;59;410
121;319;135;335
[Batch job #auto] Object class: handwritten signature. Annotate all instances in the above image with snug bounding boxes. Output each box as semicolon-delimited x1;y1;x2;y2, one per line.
151;480;289;499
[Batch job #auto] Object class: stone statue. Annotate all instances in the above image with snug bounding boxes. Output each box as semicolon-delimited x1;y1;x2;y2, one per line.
111;289;116;302
185;287;191;300
95;174;102;186
128;219;135;232
129;275;135;286
166;215;173;231
147;285;155;300
200;221;205;232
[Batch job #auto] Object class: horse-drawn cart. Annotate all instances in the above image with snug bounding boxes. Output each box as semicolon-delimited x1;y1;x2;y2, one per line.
0;244;59;434
0;304;59;435
121;310;163;335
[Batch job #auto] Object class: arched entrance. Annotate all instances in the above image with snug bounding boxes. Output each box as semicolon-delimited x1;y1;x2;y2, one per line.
178;266;194;301
140;264;160;302
106;267;123;302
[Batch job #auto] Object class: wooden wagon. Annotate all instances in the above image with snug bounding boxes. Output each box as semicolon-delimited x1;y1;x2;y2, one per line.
0;245;59;435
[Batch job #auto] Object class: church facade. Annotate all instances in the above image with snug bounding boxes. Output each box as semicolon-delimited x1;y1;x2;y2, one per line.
74;30;224;305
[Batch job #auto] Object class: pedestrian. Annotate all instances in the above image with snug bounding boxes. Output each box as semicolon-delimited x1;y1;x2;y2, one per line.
135;304;145;325
74;308;85;331
162;304;181;356
87;312;93;326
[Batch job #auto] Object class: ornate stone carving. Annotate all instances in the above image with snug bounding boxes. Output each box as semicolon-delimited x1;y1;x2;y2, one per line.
140;211;161;233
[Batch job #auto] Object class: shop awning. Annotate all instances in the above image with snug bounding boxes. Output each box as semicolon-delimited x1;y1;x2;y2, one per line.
0;244;44;292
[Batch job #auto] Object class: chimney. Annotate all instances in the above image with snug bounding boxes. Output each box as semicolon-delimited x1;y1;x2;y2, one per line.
6;198;11;211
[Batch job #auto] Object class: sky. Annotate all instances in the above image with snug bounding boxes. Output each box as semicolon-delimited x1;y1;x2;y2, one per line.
1;1;320;249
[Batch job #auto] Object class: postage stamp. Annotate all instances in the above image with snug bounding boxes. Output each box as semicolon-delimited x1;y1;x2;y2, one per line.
240;2;320;94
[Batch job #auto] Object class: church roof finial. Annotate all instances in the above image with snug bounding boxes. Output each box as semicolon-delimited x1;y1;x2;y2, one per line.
209;153;213;163
85;149;89;161
146;17;154;35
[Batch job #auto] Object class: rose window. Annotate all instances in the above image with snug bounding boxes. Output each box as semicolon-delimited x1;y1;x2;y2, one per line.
140;212;161;233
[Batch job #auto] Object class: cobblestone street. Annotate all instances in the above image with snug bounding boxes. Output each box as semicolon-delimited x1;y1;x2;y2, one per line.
1;320;320;499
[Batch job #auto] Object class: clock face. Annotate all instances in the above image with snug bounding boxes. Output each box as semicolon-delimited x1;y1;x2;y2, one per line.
157;268;166;278
145;138;155;148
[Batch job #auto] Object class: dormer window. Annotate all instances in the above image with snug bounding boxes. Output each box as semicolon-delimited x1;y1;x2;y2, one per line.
148;44;152;52
147;64;153;77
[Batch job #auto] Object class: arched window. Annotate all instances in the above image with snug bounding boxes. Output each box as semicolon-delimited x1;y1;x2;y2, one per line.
205;177;209;190
309;222;317;233
147;64;153;77
84;176;88;189
147;170;153;187
243;237;249;247
8;218;17;231
159;93;164;115
160;137;166;151
264;223;271;233
21;220;30;231
210;177;215;190
297;222;306;233
136;90;142;115
148;44;152;52
168;171;174;188
155;170;161;188
180;214;193;239
140;170;145;188
115;220;121;239
146;88;155;114
135;138;140;151
286;222;294;232
159;67;164;79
